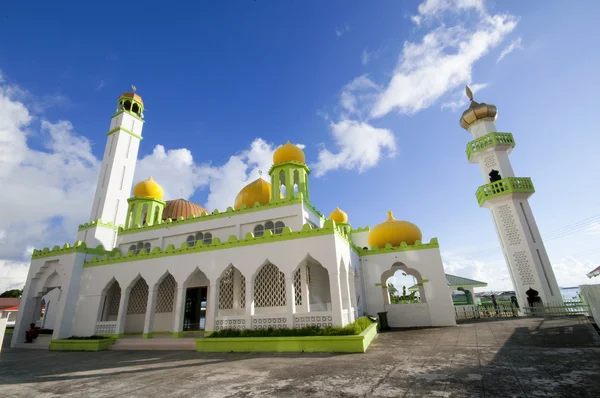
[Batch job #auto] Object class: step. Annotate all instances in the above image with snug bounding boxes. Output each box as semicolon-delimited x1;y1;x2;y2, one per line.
110;338;196;351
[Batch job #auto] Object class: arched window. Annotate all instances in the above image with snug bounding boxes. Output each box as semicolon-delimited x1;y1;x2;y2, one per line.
132;103;139;114
186;235;196;247
123;100;132;111
274;221;285;234
136;242;143;254
144;242;151;252
254;224;264;237
203;232;212;244
129;244;136;253
195;232;204;243
265;221;275;234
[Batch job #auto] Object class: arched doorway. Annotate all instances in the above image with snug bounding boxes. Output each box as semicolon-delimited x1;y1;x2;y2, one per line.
182;268;210;331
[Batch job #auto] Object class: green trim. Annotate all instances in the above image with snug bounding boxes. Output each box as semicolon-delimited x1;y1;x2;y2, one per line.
119;196;303;235
196;323;377;353
142;332;153;339
476;177;534;206
351;226;371;233
303;200;325;221
78;219;122;232
126;197;166;228
50;338;116;352
267;161;310;176
106;126;142;140
172;332;184;338
86;221;339;267
111;109;145;122
466;132;515;161
359;238;439;256
32;241;111;260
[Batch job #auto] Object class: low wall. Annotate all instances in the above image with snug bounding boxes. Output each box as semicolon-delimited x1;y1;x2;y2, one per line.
385;304;432;327
196;323;378;353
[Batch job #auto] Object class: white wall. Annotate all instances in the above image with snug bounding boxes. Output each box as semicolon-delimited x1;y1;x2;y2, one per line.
385;304;431;327
41;287;61;330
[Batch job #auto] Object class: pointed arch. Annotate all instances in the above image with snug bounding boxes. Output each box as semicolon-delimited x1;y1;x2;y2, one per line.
381;262;425;304
98;278;121;322
253;260;286;309
218;265;246;315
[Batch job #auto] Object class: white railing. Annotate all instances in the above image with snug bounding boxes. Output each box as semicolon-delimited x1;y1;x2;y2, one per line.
95;321;117;335
214;316;248;330
293;312;333;328
522;302;590;317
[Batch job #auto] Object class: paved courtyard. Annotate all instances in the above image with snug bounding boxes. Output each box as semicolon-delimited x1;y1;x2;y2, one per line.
1;316;599;397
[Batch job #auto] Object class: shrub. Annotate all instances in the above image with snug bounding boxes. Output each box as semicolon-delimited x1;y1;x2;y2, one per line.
66;335;112;340
209;316;374;338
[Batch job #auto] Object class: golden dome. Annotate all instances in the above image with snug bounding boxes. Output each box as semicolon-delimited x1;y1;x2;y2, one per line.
273;141;305;165
133;177;164;200
368;211;422;248
329;207;348;224
162;199;208;220
234;178;282;210
119;91;143;106
460;86;497;130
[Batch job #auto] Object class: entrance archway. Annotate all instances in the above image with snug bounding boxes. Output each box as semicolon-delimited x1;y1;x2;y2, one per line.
380;263;426;305
182;268;209;331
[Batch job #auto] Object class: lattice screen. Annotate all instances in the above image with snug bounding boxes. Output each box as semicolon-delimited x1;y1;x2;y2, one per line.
156;274;176;313
498;205;522;246
240;277;246;308
127;278;149;314
484;155;497;170
219;267;234;310
294;315;332;328
106;282;121;316
513;250;535;285
254;262;286;307
294;268;302;305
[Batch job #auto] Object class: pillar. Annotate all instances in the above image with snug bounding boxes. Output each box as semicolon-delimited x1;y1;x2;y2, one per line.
115;289;131;338
205;284;218;332
285;275;296;328
343;271;354;322
329;273;344;326
142;286;157;338
172;287;186;338
300;265;310;313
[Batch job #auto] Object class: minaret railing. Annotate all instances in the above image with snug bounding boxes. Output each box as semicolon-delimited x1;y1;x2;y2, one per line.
466;132;515;161
476;177;535;206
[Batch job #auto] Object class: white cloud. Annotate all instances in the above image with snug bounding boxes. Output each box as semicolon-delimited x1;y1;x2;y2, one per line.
338;75;381;119
97;80;106;90
586;222;600;235
413;0;485;25
441;82;488;111
335;24;351;38
313;119;396;177
497;37;523;62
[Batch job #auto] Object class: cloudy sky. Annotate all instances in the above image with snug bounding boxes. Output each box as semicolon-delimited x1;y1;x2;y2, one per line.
1;0;600;293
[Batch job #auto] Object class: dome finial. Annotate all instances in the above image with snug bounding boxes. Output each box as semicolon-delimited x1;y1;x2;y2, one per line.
466;85;473;101
387;210;394;220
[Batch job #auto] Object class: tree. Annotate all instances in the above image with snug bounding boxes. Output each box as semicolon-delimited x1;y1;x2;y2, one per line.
0;289;22;298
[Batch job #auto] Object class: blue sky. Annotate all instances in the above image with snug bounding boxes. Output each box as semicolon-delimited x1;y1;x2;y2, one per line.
1;0;600;292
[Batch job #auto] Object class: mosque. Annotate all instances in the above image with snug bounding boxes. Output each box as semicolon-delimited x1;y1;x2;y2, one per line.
11;87;561;346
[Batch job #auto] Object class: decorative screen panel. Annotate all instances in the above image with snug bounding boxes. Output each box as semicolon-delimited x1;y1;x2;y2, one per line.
219;267;234;310
156;274;176;313
127;278;149;314
498;204;522;246
254;262;286;308
513;250;535;285
107;282;121;316
240;276;246;309
294;268;302;305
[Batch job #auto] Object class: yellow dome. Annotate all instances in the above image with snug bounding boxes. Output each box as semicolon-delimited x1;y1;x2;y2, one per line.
273;141;305;165
368;211;422;248
234;178;282;210
329;207;348;224
133;177;164;200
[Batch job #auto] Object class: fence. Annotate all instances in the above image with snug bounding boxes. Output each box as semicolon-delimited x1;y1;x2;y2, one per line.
455;300;590;320
580;284;600;325
521;301;590;317
455;304;518;320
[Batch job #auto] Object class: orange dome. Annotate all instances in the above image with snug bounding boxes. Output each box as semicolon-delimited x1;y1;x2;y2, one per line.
234;178;282;210
273;141;305;164
162;199;208;220
368;211;422;248
329;207;348;223
133;177;164;200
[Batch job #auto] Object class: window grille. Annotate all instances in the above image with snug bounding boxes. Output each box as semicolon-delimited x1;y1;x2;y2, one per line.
254;262;286;307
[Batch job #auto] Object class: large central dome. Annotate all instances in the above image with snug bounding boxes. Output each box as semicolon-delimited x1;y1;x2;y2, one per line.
162;199;208;220
234;178;281;210
368;211;422;248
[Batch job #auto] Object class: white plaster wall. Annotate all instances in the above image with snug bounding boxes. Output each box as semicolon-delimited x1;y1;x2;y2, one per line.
308;263;331;311
41;287;61;330
163;226;237;249
153;312;174;332
385;304;432;327
351;232;369;249
77;227;118;251
239;215;299;237
125;314;145;333
468;119;497;139
302;204;324;228
360;248;456;327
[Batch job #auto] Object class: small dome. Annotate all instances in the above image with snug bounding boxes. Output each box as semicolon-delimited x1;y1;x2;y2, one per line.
162;199;208;220
368;211;422;248
119;91;144;106
459;86;497;130
273;141;305;165
329;207;348;224
234;178;282;210
133;177;164;200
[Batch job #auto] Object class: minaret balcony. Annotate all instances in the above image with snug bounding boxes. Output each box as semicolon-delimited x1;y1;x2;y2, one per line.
466;132;515;162
476;177;534;207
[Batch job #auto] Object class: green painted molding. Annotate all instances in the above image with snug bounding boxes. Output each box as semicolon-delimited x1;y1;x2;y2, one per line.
268;160;311;176
172;331;184;338
31;241;111;260
78;219;122;232
303;199;326;221
475;177;534;206
466;132;515;161
111;109;145;123
85;220;340;267
351;226;371;233
106;126;143;140
119;196;304;235
359;238;440;256
50;338;116;352
142;333;153;339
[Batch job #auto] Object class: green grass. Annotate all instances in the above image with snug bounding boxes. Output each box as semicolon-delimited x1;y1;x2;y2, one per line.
208;316;374;338
5;328;14;335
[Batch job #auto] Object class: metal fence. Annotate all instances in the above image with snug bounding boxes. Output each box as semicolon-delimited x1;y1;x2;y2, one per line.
455;300;590;320
455;304;518;319
521;301;590;317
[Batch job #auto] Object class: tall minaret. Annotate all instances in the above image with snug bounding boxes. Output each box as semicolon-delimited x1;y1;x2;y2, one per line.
460;86;561;307
77;89;145;249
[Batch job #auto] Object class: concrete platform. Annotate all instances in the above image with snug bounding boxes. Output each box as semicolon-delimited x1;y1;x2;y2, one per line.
1;316;599;397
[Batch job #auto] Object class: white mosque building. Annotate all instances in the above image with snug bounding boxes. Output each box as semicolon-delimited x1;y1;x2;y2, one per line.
11;91;456;345
11;87;562;347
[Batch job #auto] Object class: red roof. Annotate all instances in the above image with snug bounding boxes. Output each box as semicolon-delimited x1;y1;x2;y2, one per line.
2;305;18;311
587;265;600;278
0;298;20;310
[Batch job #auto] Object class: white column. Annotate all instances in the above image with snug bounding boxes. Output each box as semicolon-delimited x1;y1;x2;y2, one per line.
115;290;131;337
244;280;254;329
329;273;344;326
344;271;355;322
172;287;186;338
143;287;157;338
382;286;391;305
285;275;296;328
300;265;310;313
205;284;218;332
